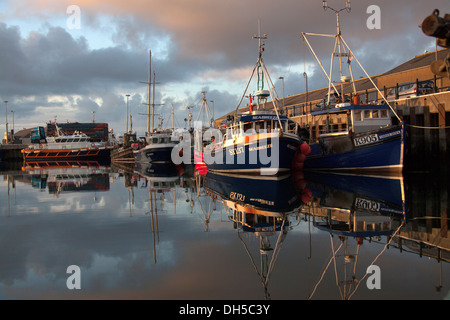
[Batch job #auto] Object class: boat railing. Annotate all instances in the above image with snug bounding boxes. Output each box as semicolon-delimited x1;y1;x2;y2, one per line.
226;119;296;136
318;131;350;139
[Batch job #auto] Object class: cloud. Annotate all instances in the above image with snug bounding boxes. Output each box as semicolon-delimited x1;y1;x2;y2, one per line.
0;0;448;133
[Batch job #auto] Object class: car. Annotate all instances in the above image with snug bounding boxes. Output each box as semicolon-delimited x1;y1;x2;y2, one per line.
386;80;434;101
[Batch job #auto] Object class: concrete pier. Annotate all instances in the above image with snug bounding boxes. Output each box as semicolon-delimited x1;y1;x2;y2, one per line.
0;144;27;161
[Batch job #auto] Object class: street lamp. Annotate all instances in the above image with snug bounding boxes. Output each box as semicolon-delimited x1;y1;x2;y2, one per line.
210;100;215;122
10;110;14;142
126;94;130;133
303;72;308;102
4;101;8;144
278;76;285;108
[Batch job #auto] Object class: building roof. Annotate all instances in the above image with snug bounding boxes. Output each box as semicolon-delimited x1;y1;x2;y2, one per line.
381;48;450;76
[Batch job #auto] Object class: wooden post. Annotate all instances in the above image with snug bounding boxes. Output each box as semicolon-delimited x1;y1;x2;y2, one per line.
424;106;432;155
438;104;447;166
441;179;448;238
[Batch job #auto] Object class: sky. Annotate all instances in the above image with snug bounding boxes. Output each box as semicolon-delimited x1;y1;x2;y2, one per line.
0;0;448;137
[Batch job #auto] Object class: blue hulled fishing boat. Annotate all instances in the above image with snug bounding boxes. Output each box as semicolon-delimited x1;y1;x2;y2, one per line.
134;130;177;163
303;103;405;175
204;22;303;175
301;7;405;175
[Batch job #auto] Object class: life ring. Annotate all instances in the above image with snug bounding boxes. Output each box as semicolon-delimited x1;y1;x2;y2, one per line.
91;143;96;148
39;144;43;149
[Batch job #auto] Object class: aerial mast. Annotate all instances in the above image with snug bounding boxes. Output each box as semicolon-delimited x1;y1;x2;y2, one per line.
322;0;355;103
253;19;268;109
147;50;152;134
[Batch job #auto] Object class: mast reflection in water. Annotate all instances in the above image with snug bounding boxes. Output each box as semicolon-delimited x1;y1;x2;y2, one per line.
204;170;308;300
0;162;448;300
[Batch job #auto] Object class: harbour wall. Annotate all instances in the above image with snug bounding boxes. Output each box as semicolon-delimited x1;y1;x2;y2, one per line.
393;91;450;172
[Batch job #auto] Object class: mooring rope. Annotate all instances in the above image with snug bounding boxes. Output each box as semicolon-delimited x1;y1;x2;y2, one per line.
406;124;450;129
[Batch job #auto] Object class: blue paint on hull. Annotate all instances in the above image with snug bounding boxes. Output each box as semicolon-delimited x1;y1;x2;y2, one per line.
134;146;174;163
205;136;301;175
304;125;404;173
204;171;305;213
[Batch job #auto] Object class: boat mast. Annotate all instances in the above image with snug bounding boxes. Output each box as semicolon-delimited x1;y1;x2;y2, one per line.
302;2;402;122
196;91;214;128
252;20;284;129
322;0;355;103
152;72;156;132
147;50;152;134
171;103;174;130
232;20;284;130
254;20;267;110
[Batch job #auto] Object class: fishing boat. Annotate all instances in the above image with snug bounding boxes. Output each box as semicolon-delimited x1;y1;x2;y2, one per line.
134;130;177;163
22;123;115;161
303;103;405;175
204;21;304;175
300;5;405;175
134;105;178;163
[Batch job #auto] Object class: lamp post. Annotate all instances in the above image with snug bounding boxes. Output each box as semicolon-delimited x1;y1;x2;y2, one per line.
4;101;8;144
210;100;215;122
278;76;285;108
303;72;309;105
126;94;130;133
10;110;14;143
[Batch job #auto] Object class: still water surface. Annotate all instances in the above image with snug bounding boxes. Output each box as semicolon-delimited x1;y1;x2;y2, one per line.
0;162;449;300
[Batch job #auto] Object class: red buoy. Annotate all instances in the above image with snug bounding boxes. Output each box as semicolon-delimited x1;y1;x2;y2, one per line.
300;142;311;155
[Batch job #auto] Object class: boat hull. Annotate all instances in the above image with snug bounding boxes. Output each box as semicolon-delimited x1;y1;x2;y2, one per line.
205;134;301;175
22;147;112;162
204;171;305;215
304;124;405;175
134;145;175;163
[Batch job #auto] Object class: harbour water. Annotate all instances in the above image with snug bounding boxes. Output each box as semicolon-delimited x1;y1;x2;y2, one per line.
0;162;449;300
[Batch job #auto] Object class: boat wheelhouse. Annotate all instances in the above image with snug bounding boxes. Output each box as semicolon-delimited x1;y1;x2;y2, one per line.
304;103;405;174
134;131;177;163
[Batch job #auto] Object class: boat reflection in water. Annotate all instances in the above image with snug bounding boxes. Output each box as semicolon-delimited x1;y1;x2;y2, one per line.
21;160;111;196
134;161;184;263
204;170;308;299
300;172;407;299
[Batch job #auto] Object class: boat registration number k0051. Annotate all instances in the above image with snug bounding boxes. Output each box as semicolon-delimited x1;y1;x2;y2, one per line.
353;134;379;147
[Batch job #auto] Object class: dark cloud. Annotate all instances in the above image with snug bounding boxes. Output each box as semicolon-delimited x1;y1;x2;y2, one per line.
0;0;448;133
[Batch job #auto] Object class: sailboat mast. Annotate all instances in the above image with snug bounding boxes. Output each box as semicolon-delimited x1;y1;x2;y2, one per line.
336;11;345;100
147;50;152;135
171;103;174;130
152;72;156;132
